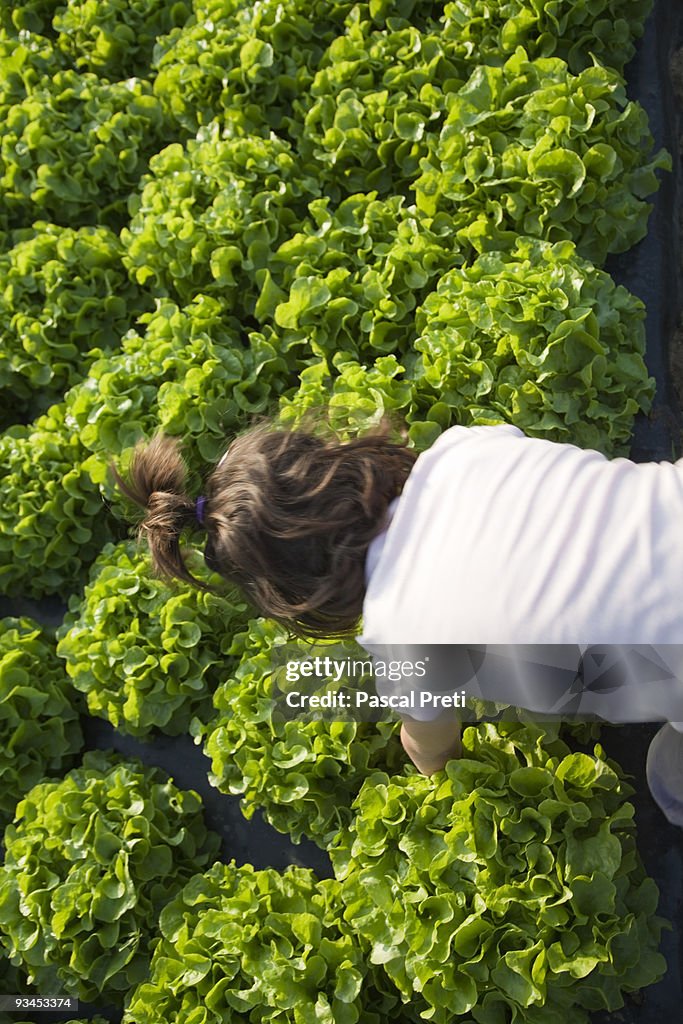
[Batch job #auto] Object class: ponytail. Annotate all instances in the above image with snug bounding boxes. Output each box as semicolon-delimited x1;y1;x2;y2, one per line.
108;432;215;592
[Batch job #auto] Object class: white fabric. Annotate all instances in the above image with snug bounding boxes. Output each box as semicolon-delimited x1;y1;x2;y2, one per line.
356;423;683;721
364;497;399;587
359;423;683;644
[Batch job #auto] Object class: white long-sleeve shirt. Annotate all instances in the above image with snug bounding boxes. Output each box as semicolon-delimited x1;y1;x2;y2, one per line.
356;424;683;722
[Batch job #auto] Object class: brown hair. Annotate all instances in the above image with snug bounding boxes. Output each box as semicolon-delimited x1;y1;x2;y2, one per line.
109;418;417;639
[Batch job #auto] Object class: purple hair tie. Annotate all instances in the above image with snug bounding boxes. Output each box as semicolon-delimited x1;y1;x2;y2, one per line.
195;496;207;527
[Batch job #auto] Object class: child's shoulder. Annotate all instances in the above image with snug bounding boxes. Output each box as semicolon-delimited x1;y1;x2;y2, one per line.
439;423;524;441
428;422;525;454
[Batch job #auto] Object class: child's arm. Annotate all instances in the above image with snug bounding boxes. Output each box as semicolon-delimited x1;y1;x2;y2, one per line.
400;711;461;776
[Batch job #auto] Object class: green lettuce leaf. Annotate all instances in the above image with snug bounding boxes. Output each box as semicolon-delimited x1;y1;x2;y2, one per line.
0;750;220;1003
56;540;249;737
329;722;667;1024
279;236;654;457
124;862;418;1024
0;616;83;832
202;617;405;848
414;50;670;265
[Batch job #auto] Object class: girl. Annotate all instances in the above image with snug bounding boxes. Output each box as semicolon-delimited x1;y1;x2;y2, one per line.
111;418;683;822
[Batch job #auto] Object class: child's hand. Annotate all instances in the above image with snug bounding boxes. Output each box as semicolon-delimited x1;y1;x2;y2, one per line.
400;714;461;776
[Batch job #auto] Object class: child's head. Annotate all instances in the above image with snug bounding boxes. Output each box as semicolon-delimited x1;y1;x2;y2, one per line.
110;420;416;638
